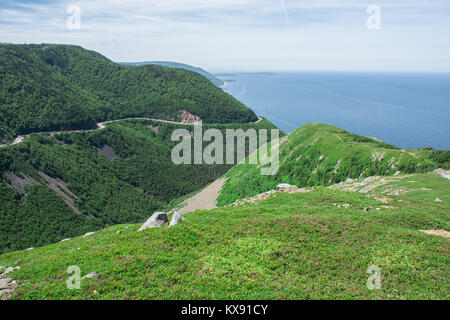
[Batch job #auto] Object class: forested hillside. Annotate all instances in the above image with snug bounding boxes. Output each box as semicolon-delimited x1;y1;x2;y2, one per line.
0;119;278;253
119;61;225;86
218;123;450;205
0;44;257;142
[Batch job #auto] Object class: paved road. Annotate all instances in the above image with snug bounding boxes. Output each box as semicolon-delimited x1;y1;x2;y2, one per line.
0;116;263;148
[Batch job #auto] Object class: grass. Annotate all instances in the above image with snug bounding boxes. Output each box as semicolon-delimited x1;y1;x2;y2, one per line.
218;123;445;206
1;173;448;300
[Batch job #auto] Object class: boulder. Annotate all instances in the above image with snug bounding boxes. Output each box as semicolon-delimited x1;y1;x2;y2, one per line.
276;183;300;193
138;212;168;231
169;211;185;227
0;278;11;290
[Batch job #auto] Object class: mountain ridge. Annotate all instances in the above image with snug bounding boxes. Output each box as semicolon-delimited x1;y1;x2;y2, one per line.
118;61;225;86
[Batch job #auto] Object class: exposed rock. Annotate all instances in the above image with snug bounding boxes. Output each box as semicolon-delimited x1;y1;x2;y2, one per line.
83;232;96;238
26;247;34;251
421;229;450;239
82;272;98;279
177;110;202;124
276;183;300;193
0;265;19;300
228;184;313;208
371;152;385;162
229;190;277;207
435;198;443;203
5;172;39;195
2;267;14;275
0;278;12;290
433;168;450;180
147;124;159;134
39;172;81;214
169;211;185;227
138;212;168;231
60;238;71;242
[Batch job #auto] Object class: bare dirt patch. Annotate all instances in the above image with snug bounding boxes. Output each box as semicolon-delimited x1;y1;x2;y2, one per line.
97;145;118;160
39;172;81;214
177;178;226;214
147;124;159;134
5;172;39;194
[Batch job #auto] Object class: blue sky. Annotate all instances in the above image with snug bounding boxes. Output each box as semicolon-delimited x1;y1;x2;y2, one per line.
1;0;450;72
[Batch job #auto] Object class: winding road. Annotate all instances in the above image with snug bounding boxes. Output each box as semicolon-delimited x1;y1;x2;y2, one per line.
0;116;264;148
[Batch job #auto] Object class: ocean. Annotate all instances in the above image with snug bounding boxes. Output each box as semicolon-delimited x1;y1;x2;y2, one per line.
216;72;450;150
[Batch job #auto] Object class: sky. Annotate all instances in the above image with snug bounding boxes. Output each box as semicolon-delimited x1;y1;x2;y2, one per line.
1;0;450;72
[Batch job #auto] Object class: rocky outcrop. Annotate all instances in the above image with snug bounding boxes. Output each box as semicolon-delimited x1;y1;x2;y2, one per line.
177;110;202;124
138;212;168;231
276;183;300;193
169;211;185;227
433;168;450;180
0;266;20;300
229;184;310;207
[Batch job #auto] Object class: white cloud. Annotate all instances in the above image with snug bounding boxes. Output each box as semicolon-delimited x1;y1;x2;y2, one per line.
0;0;449;71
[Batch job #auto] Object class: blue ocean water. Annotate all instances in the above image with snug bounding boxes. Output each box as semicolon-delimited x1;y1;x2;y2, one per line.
217;72;450;150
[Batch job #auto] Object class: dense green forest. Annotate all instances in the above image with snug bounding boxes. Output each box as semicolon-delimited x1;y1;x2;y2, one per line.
0;44;257;141
218;123;450;206
0;119;279;252
119;61;225;86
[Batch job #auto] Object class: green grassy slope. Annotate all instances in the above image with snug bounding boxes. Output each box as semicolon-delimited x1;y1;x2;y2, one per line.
0;44;257;141
0;119;278;253
218;123;449;206
1;172;448;300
